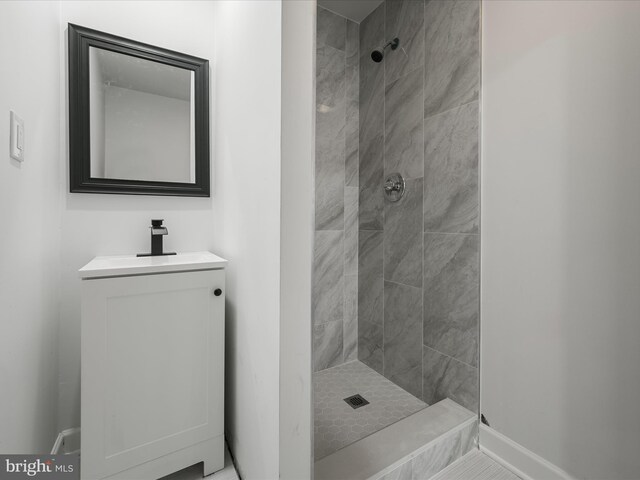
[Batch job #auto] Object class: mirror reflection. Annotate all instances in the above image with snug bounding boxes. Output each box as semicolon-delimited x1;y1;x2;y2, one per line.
88;47;195;184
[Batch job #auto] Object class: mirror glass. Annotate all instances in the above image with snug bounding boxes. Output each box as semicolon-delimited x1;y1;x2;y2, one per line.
88;47;195;184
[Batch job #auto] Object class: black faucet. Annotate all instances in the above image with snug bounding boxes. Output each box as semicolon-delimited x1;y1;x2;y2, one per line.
137;219;176;257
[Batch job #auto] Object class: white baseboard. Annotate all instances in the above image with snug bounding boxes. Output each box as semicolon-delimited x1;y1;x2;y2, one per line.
479;425;577;480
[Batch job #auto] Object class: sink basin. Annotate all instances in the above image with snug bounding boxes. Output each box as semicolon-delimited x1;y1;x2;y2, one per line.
79;251;227;279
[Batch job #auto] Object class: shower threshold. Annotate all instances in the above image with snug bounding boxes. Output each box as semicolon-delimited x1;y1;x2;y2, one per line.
315;399;477;480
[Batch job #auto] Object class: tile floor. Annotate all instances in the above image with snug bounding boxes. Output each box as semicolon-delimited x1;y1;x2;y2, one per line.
430;450;521;480
314;360;427;460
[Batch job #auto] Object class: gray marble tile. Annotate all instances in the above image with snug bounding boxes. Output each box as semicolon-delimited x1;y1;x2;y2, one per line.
385;0;425;85
346;20;359;67
384;178;423;287
385;67;424;180
346;63;359;188
345;21;359;190
358;318;383;374
424;0;480;118
317;44;345;109
359;1;384;61
359;62;384;188
359;230;384;373
379;461;413;480
383;281;423;398
423;346;478;412
316;44;346;230
344;186;359;275
359;230;383;278
359;54;384;128
359;125;383;189
423;233;478;366
344;274;358;362
359;183;384;231
424;101;479;234
313;231;344;326
411;419;477;479
314;320;344;372
359;4;384;190
430;449;519;480
317;6;346;51
315;181;345;232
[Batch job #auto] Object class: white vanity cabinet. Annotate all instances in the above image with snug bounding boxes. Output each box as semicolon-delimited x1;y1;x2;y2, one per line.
79;252;227;480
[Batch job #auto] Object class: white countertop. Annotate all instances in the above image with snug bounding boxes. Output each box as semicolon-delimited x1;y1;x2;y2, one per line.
79;251;227;279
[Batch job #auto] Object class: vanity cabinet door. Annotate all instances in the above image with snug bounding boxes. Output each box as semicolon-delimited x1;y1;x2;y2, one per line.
81;269;225;480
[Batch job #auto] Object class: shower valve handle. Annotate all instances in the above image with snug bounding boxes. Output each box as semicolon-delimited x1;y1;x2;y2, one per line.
384;179;401;192
383;173;406;202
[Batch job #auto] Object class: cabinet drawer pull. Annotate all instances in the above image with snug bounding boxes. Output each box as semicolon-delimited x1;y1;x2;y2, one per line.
214;288;223;296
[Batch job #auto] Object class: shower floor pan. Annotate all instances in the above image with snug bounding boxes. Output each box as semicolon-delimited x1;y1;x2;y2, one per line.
314;361;427;460
314;361;477;480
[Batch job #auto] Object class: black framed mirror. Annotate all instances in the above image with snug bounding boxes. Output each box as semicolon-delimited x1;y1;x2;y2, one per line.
68;24;210;196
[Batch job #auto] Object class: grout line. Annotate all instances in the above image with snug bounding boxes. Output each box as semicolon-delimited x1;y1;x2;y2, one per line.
314;318;345;327
383;278;422;290
381;0;387;379
354;21;360;366
384;61;425;88
314;358;360;376
341;18;348;367
317;41;347;56
317;4;361;26
397;174;425;181
477;0;484;423
424;98;480;122
424;230;480;236
423;343;478;371
421;0;427;404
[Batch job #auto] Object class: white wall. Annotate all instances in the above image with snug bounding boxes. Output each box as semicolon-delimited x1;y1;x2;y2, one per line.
211;2;284;478
481;2;640;479
279;1;315;478
0;1;61;453
58;0;217;434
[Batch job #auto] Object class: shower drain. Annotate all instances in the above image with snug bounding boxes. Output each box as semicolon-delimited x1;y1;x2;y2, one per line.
344;394;369;409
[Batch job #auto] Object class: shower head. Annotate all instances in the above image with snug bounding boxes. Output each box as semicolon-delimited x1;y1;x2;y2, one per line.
371;37;399;63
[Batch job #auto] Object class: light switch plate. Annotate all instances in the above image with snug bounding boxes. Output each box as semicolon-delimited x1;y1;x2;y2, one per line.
10;111;24;162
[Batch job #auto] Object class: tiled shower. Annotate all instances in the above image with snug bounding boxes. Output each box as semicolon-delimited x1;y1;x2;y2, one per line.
313;0;480;469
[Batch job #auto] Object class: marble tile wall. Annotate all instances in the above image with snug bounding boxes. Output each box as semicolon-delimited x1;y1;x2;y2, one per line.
314;7;359;372
421;0;480;413
357;0;480;413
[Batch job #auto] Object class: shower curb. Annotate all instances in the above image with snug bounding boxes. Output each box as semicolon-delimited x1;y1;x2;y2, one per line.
314;399;477;480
